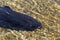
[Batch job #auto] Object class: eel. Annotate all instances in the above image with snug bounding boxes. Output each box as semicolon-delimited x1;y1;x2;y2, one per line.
0;6;42;31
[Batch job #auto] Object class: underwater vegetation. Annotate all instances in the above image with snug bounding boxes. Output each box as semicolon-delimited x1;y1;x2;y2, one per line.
0;6;42;31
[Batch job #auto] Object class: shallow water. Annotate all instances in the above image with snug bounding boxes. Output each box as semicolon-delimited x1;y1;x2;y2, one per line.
0;0;60;40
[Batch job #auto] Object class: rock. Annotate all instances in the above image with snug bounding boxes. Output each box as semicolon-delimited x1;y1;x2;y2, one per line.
0;6;42;31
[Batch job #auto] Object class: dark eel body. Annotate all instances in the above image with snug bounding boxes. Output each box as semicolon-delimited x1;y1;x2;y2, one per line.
0;6;42;31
